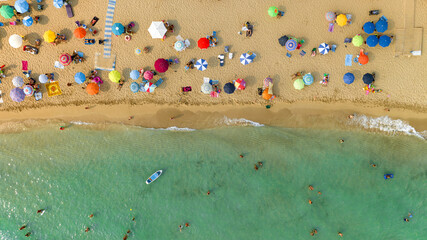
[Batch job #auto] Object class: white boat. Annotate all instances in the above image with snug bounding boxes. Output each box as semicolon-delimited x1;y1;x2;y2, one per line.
146;170;162;184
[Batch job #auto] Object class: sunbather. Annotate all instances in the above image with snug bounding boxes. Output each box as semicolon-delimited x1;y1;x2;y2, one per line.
117;80;124;91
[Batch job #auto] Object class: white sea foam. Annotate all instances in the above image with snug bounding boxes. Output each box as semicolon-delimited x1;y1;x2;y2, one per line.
147;126;196;132
222;117;265;127
70;121;94;125
349;115;425;140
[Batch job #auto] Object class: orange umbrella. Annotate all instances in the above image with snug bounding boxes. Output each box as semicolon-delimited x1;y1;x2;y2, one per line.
86;82;99;95
262;88;273;100
359;49;369;65
74;27;86;39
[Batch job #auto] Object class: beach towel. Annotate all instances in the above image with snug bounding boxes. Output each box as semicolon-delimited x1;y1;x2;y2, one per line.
34;92;42;101
345;55;353;66
54;61;65;69
328;23;334;32
22;61;28;71
203;77;210;83
0;90;3;104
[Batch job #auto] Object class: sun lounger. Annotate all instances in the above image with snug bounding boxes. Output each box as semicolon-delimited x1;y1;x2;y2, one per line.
328;23;334;32
34;92;42;101
85;39;95;45
0;90;3;104
209;80;219;85
229;53;233;59
344;38;352;43
155;78;163;87
345;55;353;66
90;17;99;27
224;46;229;53
331;45;337;52
65;3;74;18
218;54;224;67
203;77;210;83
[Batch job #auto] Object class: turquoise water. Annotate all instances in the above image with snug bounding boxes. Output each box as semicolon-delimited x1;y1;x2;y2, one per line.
0;125;426;239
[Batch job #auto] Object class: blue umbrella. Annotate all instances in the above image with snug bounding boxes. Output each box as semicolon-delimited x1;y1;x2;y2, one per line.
195;59;208;71
303;73;314;85
240;53;253;65
10;87;25;102
74;72;86;84
112;23;124;36
22;16;33;27
363;22;375;34
366;35;378;47
343;72;355;84
130;70;140;80
379;35;391;47
130;82;139;93
375;20;388;33
14;0;29;14
286;39;297;51
318;43;330;55
53;0;64;8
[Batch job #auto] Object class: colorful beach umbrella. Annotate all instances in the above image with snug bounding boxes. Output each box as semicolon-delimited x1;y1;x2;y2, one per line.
263;77;273;88
10;88;25;102
148;21;167;39
293;78;305;90
286;39;297;51
174;41;185;51
235;78;246;90
130;70;140;80
336;14;347;26
375;20;388;33
268;6;279;17
195;59;208;71
366;35;379;47
14;0;29;14
154;58;169;73
109;70;121;83
59;53;72;66
23;85;34;96
363;22;375;34
38;74;49;84
9;34;23;48
198;38;210;49
352;34;364;47
379;35;391;48
343;72;355;84
74;27;86;39
23;16;33;27
144;82;156;93
325;11;336;22
201;82;213;94
43;30;56;43
86;82;99;95
303;73;314;85
74;72;86;84
318;43;330;55
363;73;374;84
53;0;64;8
359;49;369;65
0;5;14;19
135;48;142;55
224;82;236;94
130;82;139;93
112;23;124;36
12;76;24;87
143;71;153;80
240;53;254;65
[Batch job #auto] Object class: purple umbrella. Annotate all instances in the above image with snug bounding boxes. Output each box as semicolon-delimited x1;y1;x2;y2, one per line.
10;87;25;102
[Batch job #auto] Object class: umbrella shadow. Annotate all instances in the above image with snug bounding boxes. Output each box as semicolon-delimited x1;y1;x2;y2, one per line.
185;38;196;50
271;74;282;97
156;77;167;89
387;19;395;31
38;15;49;25
167;19;180;36
4;64;17;77
122;67;132;81
214;30;223;47
351;69;363;83
0;29;6;50
70;0;79;7
132;21;140;33
244;75;257;88
310;71;321;85
24;32;42;46
59;28;72;41
365;51;375;62
168;60;181;71
207;56;218;68
100;79;111;92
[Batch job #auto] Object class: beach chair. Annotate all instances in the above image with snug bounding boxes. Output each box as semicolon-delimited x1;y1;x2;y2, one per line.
34;92;42;101
90;17;99;27
224;46;229;53
218;54;225;66
154;78;163;87
229;53;233;59
300;50;306;56
84;39;95;45
328;23;334;32
331;45;337;52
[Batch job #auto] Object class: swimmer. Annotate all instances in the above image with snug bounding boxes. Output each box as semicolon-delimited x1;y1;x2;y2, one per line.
408;213;413;218
37;209;45;214
185;223;190;227
348;114;354;119
308;185;314;190
127;229;131;233
308;200;313;204
20;225;26;230
123;234;128;240
370;163;377;167
254;164;258;170
318;191;322;195
239;154;244;158
207;190;210;195
339;139;344;143
179;225;183;232
128;116;134;120
338;232;343;237
89;214;94;218
25;232;31;237
258;162;263;167
85;227;90;232
132;217;135;221
170;116;175;120
59;126;65;130
404;218;409;222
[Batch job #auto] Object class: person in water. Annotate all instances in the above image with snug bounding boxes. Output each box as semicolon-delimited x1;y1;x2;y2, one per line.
85;227;90;232
207;190;210;195
308;185;314;190
179;225;183;232
20;225;26;230
254;164;258;170
25;232;31;237
239;154;244;158
37;209;45;214
185;223;190;227
339;139;344;143
338;232;343;237
258;162;263;167
89;214;94;218
308;200;313;204
371;163;377;167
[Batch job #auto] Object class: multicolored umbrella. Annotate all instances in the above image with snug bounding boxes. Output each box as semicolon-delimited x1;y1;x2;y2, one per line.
325;11;336;22
174;41;185;51
59;53;72;66
375;20;388;33
130;82;139;93
286;39;297;51
262;88;274;100
12;76;24;87
86;82;99;95
379;35;391;47
198;38;210;49
39;74;49;84
0;5;14;19
363;22;375;34
23;85;34;96
14;0;29;14
263;77;273;88
148;21;167;39
363;73;374;84
43;30;56;43
318;43;330;55
130;70;140;80
23;16;33;27
235;78;246;90
143;71;154;80
240;53;253;65
53;0;64;8
336;14;347;26
10;88;25;102
352;34;364;47
268;6;279;17
75;72;86;84
201;82;213;94
144;82;157;93
224;82;236;94
366;35;379;47
135;48;142;55
343;72;355;84
74;27;86;39
109;70;121;83
112;23;124;36
154;58;169;73
303;73;314;85
195;59;208;71
9;34;23;48
293;78;305;90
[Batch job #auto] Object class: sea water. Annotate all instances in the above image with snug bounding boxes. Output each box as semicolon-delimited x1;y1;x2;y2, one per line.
0;124;426;240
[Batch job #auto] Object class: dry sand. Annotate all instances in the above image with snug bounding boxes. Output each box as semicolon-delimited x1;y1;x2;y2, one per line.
0;0;426;129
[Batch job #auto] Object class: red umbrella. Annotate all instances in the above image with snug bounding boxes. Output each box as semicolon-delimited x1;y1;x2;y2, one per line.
359;49;369;65
59;53;72;66
154;58;169;73
198;37;210;49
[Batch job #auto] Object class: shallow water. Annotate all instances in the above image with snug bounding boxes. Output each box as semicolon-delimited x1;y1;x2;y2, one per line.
0;125;426;239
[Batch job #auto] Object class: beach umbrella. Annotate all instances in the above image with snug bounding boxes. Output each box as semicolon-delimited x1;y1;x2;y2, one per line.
144;82;156;93
198;38;210;49
130;70;140;80
240;53;254;65
363;73;374;84
43;30;56;43
363;22;375;34
23;16;33;27
352;34;364;47
9;34;23;48
224;82;236;94
10;88;25;102
359;49;369;65
39;74;49;84
174;41;185;51
293;78;305;90
201;82;213;94
278;35;289;46
268;6;279;17
303;73;314;85
195;59;208;71
74;27;86;39
135;48;142;55
53;0;64;8
375;20;388;33
235;78;246;90
86;82;99;95
109;70;121;83
263;77;273;88
0;5;14;19
15;0;29;13
143;71;153;80
148;21;167;39
74;72;86;84
12;76;24;87
112;23;124;36
286;39;297;51
318;43;330;55
379;35;391;48
154;58;169;73
262;88;273;100
325;11;336;22
366;35;379;47
23;85;34;96
343;72;355;84
130;82;139;93
336;14;347;26
59;53;72;66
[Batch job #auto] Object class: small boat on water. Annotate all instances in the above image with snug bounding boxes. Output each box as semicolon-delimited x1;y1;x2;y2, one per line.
146;170;162;184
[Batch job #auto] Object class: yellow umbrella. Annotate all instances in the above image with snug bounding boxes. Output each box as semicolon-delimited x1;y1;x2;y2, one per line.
43;30;56;43
109;70;121;83
336;14;347;27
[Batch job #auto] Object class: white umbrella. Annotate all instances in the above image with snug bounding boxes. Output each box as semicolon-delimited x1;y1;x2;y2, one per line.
148;21;167;39
39;74;49;83
201;82;213;94
9;34;23;48
12;76;24;87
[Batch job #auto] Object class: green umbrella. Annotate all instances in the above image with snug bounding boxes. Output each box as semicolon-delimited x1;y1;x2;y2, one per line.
352;34;364;47
0;5;14;19
268;6;279;17
293;78;305;90
109;70;121;83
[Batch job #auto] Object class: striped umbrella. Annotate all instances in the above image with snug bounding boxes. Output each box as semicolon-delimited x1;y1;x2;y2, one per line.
366;35;379;47
303;73;314;85
325;11;336;22
130;82;139;93
38;74;49;84
23;85;34;96
59;53;72;66
318;43;330;55
112;23;124;36
174;41;185;51
74;72;86;84
23;16;33;27
195;59;208;71
144;82;157;93
143;71;153;80
10;88;25;102
240;53;253;65
379;35;391;48
286;39;297;51
130;70;140;80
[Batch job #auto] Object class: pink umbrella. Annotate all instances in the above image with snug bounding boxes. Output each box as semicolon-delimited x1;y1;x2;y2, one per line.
93;76;103;84
144;82;157;93
143;71;154;80
235;78;246;90
59;53;72;66
154;58;169;73
263;77;273;88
